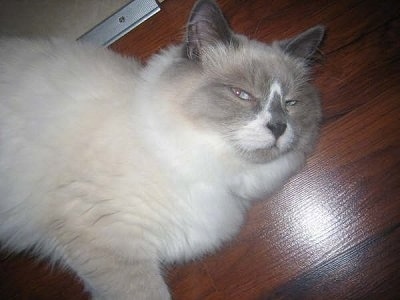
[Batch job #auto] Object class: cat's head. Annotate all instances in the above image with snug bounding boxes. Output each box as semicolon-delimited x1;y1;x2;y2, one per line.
169;0;325;163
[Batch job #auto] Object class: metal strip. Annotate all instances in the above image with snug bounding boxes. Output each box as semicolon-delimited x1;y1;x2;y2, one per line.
77;0;160;46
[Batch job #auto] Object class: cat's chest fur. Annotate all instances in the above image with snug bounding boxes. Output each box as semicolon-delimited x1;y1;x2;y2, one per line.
128;90;301;262
122;55;248;262
68;112;248;264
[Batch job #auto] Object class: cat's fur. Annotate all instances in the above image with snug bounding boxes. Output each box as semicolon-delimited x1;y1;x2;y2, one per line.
0;0;324;299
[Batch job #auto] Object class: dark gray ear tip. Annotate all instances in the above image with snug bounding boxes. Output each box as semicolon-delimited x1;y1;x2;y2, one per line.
194;0;219;7
189;0;225;25
314;25;326;38
281;24;327;60
185;0;232;61
308;25;327;44
191;0;220;15
313;25;326;33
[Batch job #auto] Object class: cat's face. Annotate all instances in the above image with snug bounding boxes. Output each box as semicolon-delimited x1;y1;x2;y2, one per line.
182;39;321;163
169;0;324;163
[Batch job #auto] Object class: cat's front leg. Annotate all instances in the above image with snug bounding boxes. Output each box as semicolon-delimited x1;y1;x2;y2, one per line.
68;250;170;300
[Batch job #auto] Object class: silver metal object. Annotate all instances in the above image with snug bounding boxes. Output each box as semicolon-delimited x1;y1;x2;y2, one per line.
78;0;160;46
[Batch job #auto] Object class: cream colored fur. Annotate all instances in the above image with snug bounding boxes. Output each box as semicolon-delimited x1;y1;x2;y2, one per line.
0;38;305;299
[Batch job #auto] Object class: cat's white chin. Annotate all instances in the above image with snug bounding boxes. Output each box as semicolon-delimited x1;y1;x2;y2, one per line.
237;138;274;152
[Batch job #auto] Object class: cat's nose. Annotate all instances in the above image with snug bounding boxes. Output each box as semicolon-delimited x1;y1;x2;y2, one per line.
266;122;287;139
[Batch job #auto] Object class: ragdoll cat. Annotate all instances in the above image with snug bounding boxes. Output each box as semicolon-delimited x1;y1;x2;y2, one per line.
0;0;324;299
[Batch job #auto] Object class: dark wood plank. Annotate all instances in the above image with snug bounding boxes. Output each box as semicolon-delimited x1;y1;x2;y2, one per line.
264;223;400;299
0;253;88;300
166;262;223;300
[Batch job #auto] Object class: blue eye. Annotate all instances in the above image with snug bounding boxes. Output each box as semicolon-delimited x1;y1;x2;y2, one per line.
231;87;254;101
285;99;298;106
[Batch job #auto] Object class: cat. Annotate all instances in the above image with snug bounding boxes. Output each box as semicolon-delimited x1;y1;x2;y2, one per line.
0;0;325;299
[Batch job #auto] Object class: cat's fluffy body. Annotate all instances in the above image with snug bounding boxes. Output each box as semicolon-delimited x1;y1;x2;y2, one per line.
0;0;323;299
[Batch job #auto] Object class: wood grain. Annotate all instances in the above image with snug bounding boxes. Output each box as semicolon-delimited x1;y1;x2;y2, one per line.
1;0;399;299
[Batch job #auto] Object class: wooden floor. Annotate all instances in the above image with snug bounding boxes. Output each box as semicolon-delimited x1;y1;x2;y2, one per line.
1;0;399;299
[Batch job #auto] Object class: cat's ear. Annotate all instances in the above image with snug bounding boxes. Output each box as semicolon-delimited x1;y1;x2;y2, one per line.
185;0;234;61
279;25;325;61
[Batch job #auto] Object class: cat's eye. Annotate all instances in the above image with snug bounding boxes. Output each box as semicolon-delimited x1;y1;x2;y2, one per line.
285;99;298;106
230;87;254;101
